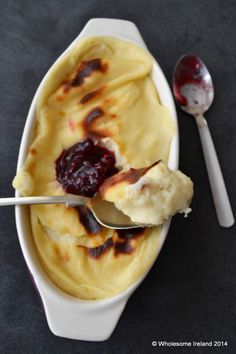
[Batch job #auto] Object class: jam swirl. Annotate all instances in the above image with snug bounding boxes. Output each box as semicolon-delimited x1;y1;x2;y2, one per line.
55;138;117;197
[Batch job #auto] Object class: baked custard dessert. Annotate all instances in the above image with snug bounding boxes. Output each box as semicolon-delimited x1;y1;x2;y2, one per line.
13;36;190;300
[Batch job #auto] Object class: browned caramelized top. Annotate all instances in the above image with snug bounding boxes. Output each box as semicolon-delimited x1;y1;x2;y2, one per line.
63;58;108;92
77;206;102;234
87;228;145;258
80;87;105;104
88;238;113;259
29;148;37;155
100;161;161;196
80;106;112;141
76;205;145;258
82;107;104;131
101;168;147;192
113;228;144;256
90;228;144;258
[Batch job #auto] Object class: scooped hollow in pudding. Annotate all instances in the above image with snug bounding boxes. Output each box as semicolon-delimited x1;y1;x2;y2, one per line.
100;161;194;225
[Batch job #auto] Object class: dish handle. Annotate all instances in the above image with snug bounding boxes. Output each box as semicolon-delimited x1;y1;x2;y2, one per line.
78;18;147;48
40;289;128;341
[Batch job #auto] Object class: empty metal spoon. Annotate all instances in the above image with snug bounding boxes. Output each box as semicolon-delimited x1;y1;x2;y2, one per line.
173;54;234;228
0;194;143;229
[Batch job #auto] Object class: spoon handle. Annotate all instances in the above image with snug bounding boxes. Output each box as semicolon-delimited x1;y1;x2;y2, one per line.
195;114;234;228
0;195;87;208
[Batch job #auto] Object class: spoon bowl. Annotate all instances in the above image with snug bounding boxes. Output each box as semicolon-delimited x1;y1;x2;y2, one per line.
173;54;214;115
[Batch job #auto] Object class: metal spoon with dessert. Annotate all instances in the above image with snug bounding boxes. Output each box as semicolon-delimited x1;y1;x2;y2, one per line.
0;193;138;229
173;54;234;228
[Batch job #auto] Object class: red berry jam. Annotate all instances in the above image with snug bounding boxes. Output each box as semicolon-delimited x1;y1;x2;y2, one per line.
55;138;117;197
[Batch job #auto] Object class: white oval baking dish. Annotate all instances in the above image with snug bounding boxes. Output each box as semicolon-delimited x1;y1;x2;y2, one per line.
14;18;178;341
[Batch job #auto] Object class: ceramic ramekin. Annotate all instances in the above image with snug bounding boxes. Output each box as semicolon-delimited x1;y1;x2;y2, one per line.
14;18;179;341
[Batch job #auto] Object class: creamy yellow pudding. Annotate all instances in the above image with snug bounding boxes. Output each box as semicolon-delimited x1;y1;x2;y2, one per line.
101;161;193;225
13;36;176;299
